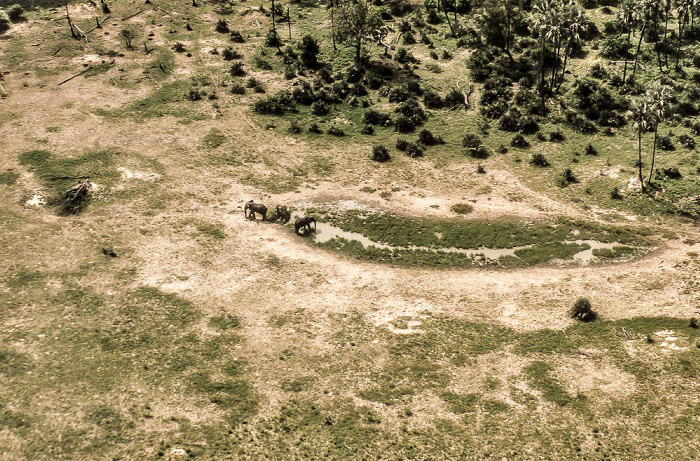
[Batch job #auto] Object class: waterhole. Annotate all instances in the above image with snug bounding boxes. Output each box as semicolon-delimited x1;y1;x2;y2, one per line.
291;209;643;265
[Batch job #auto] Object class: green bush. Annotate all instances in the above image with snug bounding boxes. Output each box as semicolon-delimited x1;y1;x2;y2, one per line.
297;35;319;67
215;19;229;33
569;298;597;322
6;4;24;21
529;152;548;166
0;11;10;30
372;145;391;162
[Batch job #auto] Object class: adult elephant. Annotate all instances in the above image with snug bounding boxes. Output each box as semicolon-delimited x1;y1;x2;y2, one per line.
295;216;316;235
244;201;268;220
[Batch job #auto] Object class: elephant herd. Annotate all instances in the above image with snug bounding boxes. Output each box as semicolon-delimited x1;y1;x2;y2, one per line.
244;200;316;235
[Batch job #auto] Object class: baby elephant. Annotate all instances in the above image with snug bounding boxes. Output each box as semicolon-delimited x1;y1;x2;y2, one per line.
295;216;316;235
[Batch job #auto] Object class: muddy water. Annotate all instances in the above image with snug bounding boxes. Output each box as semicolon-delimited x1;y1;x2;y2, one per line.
291;211;636;265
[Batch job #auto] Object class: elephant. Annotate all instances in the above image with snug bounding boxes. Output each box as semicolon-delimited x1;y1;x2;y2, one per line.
272;205;291;224
295;216;316;235
244;201;268;220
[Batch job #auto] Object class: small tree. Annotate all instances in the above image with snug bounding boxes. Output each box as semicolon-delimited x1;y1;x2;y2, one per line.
333;0;383;69
120;27;137;49
298;35;320;68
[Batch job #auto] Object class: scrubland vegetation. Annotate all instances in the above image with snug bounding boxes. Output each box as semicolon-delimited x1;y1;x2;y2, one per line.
1;0;700;459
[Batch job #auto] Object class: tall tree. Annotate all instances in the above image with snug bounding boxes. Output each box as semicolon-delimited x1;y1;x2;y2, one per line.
557;0;587;89
617;0;638;84
676;0;693;70
529;0;554;106
631;0;657;82
645;83;673;184
333;0;383;69
627;97;651;193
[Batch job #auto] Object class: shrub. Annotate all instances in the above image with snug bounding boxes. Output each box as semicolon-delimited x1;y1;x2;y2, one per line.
530;152;549;166
585;143;598;156
660;166;682;179
549;129;565;142
372;145;391;162
230;84;245;95
404;142;424;158
496;144;508;154
511;134;530;149
6;4;24;21
468;145;490;159
569;298;597;322
311;100;330;116
230;30;245;43
394;100;426;131
0;11;10;31
444;88;466;108
298;35;320;68
387;86;412;103
476;164;486;174
394;47;416;64
253;91;295;115
361;124;374;135
451;203;473;214
677;134;696;148
610;187;623;199
558;168;577;187
690;317;699;328
519;116;539;135
265;29;281;47
327;125;345;136
173;42;186;53
293;81;315;104
396;138;410;151
423;89;444;109
215;19;230;33
363;109;391;126
426;8;441;24
430;50;439;60
229;62;245;76
308;122;322;133
284;66;296;80
657;134;674;150
498;110;521;132
418;129;443;145
462;133;481;149
289;120;302;134
222;48;243;61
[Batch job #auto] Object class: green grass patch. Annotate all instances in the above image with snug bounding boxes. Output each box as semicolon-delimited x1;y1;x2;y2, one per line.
202;128;227;149
0;171;19;185
592;245;636;259
309;209;652;267
523;361;572;407
209;314;240;330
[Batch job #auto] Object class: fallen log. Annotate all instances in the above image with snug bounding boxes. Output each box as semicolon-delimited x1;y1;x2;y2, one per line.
85;14;111;35
57;66;93;86
122;8;147;21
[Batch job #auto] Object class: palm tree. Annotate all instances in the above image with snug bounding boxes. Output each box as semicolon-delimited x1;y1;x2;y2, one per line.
645;83;673;184
557;0;586;89
631;0;657;82
545;7;564;91
627;96;650;193
618;0;638;84
676;0;693;70
529;0;555;104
